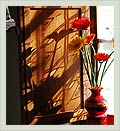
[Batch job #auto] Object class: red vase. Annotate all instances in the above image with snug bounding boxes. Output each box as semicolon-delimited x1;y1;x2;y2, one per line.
85;87;108;117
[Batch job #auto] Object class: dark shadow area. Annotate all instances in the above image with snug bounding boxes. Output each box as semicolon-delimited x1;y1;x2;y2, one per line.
34;111;74;125
19;7;80;124
6;6;81;124
6;26;21;125
21;44;80;123
32;56;79;114
6;7;21;125
20;7;61;44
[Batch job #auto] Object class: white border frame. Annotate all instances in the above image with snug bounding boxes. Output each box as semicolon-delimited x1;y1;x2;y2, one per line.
0;0;120;131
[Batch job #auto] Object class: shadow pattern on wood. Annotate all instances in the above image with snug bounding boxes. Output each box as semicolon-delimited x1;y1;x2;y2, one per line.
19;7;83;124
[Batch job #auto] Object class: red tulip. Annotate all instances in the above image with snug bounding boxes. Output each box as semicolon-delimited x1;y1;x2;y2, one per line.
94;53;110;62
72;16;91;30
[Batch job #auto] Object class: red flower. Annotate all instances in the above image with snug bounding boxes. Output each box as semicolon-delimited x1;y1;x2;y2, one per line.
86;34;96;44
94;53;110;62
72;16;91;30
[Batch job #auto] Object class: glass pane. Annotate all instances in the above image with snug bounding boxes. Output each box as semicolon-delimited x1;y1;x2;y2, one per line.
97;6;114;115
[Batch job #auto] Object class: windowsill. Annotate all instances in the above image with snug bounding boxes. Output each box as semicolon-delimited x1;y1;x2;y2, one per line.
30;109;114;125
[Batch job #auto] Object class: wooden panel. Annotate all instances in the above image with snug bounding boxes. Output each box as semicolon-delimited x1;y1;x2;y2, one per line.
29;8;80;113
19;6;91;124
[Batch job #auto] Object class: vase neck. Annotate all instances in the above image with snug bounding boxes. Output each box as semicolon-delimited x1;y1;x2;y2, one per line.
89;88;102;96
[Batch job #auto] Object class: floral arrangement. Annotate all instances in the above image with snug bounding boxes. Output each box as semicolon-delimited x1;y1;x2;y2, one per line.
69;16;114;88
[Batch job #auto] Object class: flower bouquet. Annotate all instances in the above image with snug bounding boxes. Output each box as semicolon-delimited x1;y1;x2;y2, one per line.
69;16;114;88
69;16;114;119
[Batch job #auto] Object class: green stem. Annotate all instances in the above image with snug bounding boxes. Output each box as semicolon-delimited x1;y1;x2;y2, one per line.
99;50;114;87
85;46;95;86
96;62;102;86
101;58;114;82
80;49;92;86
104;58;114;74
91;44;97;87
84;47;89;69
91;44;96;54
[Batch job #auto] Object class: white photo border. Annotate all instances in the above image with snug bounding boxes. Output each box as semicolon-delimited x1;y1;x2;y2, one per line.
0;0;120;131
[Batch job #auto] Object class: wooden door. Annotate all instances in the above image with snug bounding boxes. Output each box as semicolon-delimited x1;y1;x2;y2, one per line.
19;6;90;124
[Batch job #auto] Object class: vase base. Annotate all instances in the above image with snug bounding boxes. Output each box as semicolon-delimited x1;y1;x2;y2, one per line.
87;114;107;125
